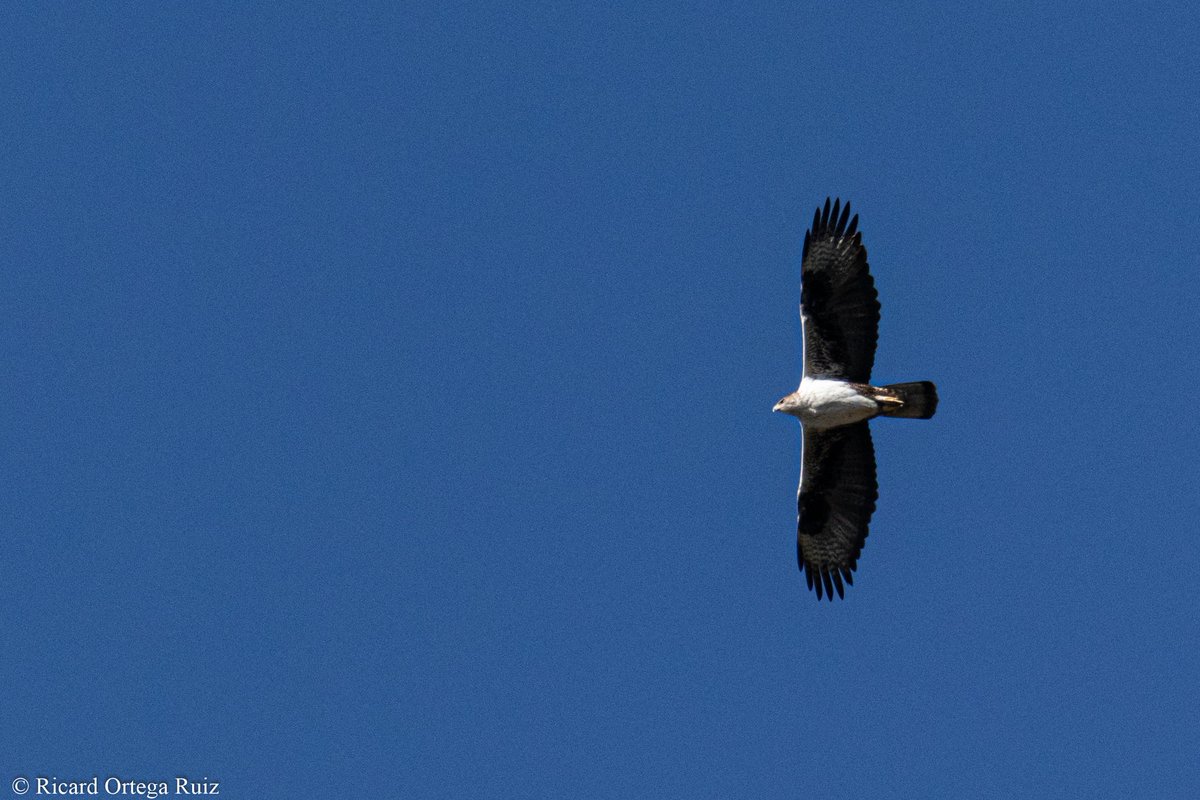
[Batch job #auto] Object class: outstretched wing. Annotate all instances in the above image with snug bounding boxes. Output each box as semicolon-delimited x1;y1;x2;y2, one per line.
801;198;879;382
798;422;877;600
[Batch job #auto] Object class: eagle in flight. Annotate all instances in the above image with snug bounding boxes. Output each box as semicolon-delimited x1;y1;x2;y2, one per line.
774;198;938;600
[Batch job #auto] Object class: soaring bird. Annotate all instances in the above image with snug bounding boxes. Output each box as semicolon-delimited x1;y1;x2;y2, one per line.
774;198;938;600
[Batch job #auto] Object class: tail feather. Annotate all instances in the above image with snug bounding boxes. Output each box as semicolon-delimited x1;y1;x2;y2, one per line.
878;381;938;419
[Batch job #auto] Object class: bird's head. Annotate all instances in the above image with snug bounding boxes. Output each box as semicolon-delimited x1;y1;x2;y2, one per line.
773;392;801;416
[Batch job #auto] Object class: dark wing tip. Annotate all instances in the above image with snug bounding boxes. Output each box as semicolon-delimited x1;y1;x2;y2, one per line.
799;561;855;602
809;197;854;241
821;569;835;600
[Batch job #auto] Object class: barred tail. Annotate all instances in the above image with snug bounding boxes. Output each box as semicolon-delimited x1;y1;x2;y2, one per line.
878;381;938;419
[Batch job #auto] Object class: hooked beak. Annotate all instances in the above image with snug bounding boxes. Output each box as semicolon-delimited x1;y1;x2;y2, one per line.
773;396;790;413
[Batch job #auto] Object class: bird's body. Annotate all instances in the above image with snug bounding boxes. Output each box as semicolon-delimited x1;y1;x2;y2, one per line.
783;377;878;430
774;198;938;600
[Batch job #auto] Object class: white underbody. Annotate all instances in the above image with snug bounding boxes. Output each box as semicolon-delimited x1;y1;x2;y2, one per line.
791;377;878;430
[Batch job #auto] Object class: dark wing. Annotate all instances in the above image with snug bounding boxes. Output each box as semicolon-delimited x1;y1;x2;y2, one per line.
801;198;879;382
797;422;877;600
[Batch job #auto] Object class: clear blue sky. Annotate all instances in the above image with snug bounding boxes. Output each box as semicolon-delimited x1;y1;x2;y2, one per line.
3;3;1198;798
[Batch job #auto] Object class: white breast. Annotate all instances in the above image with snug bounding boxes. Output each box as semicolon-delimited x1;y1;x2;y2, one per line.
795;377;878;429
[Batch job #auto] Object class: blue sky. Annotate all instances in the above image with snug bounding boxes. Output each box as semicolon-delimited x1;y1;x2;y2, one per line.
2;3;1198;798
